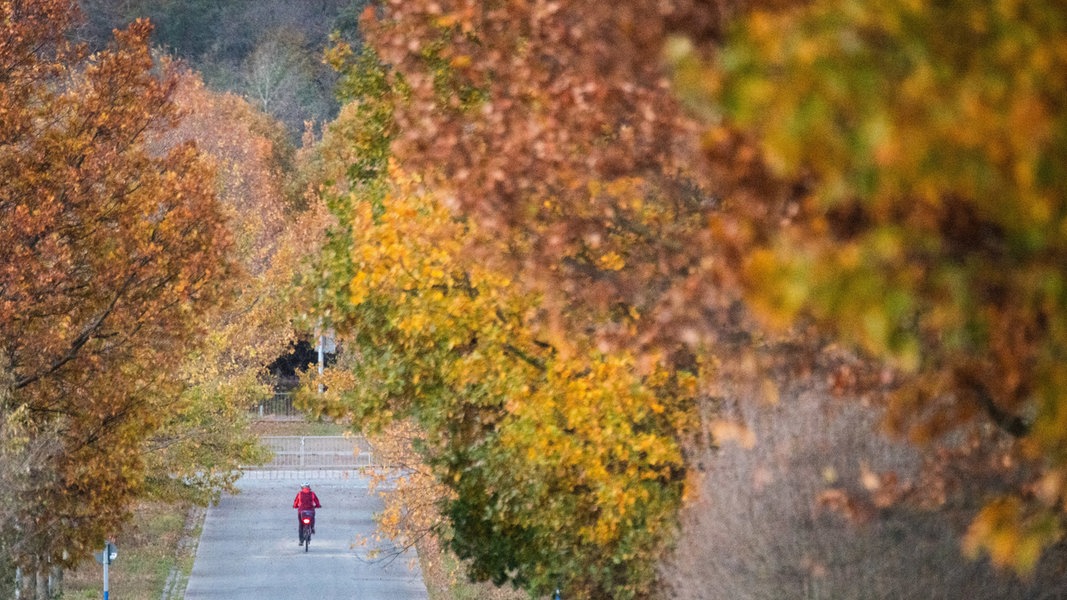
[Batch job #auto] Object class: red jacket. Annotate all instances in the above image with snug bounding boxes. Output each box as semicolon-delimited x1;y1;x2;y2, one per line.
293;489;321;510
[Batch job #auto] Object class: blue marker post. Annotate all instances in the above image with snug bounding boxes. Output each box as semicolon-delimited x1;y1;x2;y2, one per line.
97;541;117;600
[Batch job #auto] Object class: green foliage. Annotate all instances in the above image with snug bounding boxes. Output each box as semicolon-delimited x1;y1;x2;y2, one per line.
702;0;1067;361
143;377;270;505
311;174;693;596
308;44;399;328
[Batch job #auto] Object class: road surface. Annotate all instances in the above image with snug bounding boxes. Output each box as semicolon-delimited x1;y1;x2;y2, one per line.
184;469;429;599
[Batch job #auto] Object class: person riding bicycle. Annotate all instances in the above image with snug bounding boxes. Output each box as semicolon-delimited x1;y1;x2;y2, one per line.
293;482;321;541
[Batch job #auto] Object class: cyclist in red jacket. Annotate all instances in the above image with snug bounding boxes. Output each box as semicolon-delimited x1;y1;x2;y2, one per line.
293;482;321;541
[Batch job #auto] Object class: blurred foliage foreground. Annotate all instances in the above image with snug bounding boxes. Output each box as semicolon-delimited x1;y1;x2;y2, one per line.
307;0;1067;598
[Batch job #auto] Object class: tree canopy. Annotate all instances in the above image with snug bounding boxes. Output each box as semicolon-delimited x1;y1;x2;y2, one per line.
78;0;365;136
0;2;314;594
300;45;696;597
0;3;232;583
679;0;1067;572
7;0;1065;596
344;0;1067;585
142;68;318;505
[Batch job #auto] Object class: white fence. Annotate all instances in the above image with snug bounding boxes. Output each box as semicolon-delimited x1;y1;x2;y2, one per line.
250;393;299;419
253;436;376;470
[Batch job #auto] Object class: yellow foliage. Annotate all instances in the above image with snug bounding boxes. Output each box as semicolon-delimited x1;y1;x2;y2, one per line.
964;497;1063;575
597;251;626;271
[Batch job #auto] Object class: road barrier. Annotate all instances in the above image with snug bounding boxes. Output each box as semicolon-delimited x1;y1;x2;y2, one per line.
250;392;299;419
252;436;376;470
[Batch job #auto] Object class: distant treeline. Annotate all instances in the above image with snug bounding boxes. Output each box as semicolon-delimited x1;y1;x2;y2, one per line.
78;0;368;136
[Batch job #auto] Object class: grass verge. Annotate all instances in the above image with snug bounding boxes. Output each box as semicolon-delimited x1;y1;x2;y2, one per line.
61;500;200;599
248;418;346;436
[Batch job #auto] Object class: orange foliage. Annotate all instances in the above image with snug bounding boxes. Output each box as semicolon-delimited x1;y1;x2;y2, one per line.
1;4;232;576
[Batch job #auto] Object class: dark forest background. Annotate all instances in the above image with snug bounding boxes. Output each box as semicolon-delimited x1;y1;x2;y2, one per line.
78;0;368;136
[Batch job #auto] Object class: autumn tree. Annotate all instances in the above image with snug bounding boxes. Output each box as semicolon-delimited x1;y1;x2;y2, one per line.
358;0;1067;585
299;44;695;598
303;168;694;598
361;0;714;339
0;3;232;595
670;0;1067;573
140;68;322;505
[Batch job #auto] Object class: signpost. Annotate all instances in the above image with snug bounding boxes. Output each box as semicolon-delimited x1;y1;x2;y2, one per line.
94;541;117;600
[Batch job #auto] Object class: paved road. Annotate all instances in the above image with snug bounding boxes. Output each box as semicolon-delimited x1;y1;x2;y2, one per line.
184;470;429;599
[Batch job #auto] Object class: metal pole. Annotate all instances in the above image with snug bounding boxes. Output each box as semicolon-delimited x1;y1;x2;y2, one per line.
316;284;325;395
317;325;324;394
102;544;109;600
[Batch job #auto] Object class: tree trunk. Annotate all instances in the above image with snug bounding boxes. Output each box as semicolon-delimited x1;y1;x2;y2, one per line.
34;566;47;600
16;562;33;599
14;558;61;600
48;564;63;599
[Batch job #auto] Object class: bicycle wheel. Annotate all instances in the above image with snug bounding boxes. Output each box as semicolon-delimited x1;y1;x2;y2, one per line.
300;522;311;552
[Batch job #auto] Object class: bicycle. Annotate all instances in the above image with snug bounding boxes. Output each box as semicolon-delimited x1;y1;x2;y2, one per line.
298;509;315;552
